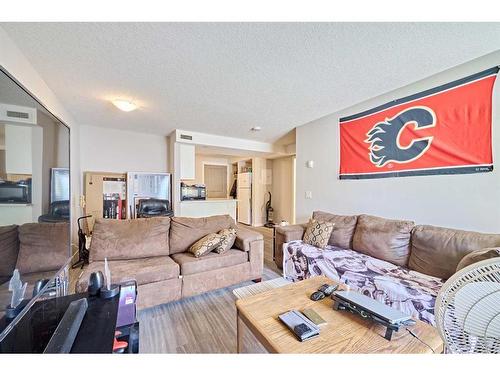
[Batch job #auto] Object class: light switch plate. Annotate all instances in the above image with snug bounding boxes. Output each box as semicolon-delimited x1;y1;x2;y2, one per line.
305;191;313;199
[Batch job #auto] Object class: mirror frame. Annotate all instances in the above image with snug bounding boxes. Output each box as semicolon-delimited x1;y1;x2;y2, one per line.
0;65;73;342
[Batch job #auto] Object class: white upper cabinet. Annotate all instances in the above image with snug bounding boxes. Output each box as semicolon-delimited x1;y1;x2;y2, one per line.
5;124;33;174
179;143;195;180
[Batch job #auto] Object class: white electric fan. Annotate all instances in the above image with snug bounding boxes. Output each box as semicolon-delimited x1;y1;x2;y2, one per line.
435;258;500;353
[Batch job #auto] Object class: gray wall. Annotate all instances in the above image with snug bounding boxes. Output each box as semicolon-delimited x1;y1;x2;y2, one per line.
296;51;500;232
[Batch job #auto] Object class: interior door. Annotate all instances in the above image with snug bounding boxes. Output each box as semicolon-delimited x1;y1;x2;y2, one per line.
204;164;227;198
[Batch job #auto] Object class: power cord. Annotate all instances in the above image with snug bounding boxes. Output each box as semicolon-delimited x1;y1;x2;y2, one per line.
406;328;435;353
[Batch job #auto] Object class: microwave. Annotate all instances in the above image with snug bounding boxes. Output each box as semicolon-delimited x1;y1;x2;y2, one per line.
180;183;206;201
0;180;32;203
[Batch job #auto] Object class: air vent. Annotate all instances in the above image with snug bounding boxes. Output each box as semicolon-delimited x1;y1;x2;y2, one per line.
6;110;30;119
180;134;193;141
0;103;37;125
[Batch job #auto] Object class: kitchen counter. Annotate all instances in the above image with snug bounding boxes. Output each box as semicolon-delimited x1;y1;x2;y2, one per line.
178;198;237;220
181;198;236;202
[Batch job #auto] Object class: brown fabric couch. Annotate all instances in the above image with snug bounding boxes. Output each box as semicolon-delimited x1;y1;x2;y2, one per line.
274;210;500;279
0;223;70;314
75;215;264;309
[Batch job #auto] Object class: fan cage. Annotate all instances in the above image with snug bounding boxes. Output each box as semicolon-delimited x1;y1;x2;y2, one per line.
435;258;500;354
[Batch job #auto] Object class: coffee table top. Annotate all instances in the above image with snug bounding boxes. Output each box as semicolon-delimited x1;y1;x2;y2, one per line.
235;276;443;354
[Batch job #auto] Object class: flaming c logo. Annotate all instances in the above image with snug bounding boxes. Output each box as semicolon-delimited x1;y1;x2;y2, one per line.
365;106;436;168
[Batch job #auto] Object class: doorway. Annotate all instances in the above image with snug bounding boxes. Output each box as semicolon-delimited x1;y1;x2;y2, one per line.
204;164;228;198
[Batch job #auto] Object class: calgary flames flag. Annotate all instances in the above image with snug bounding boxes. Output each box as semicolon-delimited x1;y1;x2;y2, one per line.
339;67;498;179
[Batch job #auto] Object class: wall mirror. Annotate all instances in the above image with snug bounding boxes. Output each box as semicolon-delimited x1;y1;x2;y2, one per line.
0;67;72;344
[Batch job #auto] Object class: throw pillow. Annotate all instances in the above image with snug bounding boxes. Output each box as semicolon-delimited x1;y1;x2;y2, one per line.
214;228;237;254
303;219;335;249
188;232;225;258
456;247;500;272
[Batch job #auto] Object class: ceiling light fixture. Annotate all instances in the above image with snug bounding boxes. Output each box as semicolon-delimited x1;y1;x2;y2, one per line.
250;126;262;132
111;99;138;112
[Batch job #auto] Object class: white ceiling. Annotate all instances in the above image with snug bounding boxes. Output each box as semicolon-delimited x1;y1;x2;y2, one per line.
2;23;500;142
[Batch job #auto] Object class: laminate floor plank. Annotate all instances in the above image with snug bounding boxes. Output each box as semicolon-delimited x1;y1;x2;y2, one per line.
138;226;282;353
138;266;281;353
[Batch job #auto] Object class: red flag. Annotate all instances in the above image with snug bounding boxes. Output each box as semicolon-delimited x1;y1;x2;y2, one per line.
339;67;498;179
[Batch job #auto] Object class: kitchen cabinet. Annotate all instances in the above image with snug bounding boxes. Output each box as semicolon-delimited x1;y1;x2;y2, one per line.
179;143;195;180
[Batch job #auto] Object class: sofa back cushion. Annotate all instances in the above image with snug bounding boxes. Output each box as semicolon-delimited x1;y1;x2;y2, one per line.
352;214;415;267
0;225;19;281
90;217;170;261
169;215;236;254
455;247;500;272
312;211;358;249
16;222;69;274
409;225;500;279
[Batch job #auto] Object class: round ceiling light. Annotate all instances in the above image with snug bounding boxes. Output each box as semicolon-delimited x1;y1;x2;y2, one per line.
111;99;138;112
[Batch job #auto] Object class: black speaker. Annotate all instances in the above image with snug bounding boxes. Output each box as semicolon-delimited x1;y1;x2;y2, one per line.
32;278;50;297
88;271;104;296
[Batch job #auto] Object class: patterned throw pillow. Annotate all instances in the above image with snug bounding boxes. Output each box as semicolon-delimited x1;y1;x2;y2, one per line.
214;228;237;254
188;233;225;258
303;219;335;249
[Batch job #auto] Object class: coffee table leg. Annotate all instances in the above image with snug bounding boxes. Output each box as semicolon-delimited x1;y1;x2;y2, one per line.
237;310;243;353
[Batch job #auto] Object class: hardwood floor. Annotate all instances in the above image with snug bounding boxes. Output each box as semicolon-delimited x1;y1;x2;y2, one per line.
138;226;282;353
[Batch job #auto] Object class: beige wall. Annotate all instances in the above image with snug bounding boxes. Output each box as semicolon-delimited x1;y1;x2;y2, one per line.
271;155;296;224
79;125;168;175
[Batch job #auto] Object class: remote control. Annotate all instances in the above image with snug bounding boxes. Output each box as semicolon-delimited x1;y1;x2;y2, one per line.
318;284;338;296
310;291;326;301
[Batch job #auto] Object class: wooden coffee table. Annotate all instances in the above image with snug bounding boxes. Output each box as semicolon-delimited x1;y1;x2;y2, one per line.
235;276;443;354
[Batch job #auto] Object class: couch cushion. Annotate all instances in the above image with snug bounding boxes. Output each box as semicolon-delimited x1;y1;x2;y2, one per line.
352;214;414;267
171;249;248;275
169;215;235;254
0;225;19;281
16;223;69;274
456;247;500;272
312;211;358;249
409;225;500;279
76;256;179;291
90;217;170;261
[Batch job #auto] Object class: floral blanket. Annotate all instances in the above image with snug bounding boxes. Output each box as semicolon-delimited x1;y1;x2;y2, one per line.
283;240;443;326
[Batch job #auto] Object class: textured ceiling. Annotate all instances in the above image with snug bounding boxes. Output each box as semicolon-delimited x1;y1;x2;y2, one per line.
2;23;500;142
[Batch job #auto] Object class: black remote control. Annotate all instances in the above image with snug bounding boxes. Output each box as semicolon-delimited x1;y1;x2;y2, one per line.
318;284;338;296
310;291;326;301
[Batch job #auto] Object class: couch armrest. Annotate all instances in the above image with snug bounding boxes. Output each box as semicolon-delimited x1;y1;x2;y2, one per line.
275;224;307;242
274;223;307;269
235;227;264;252
234;227;264;280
